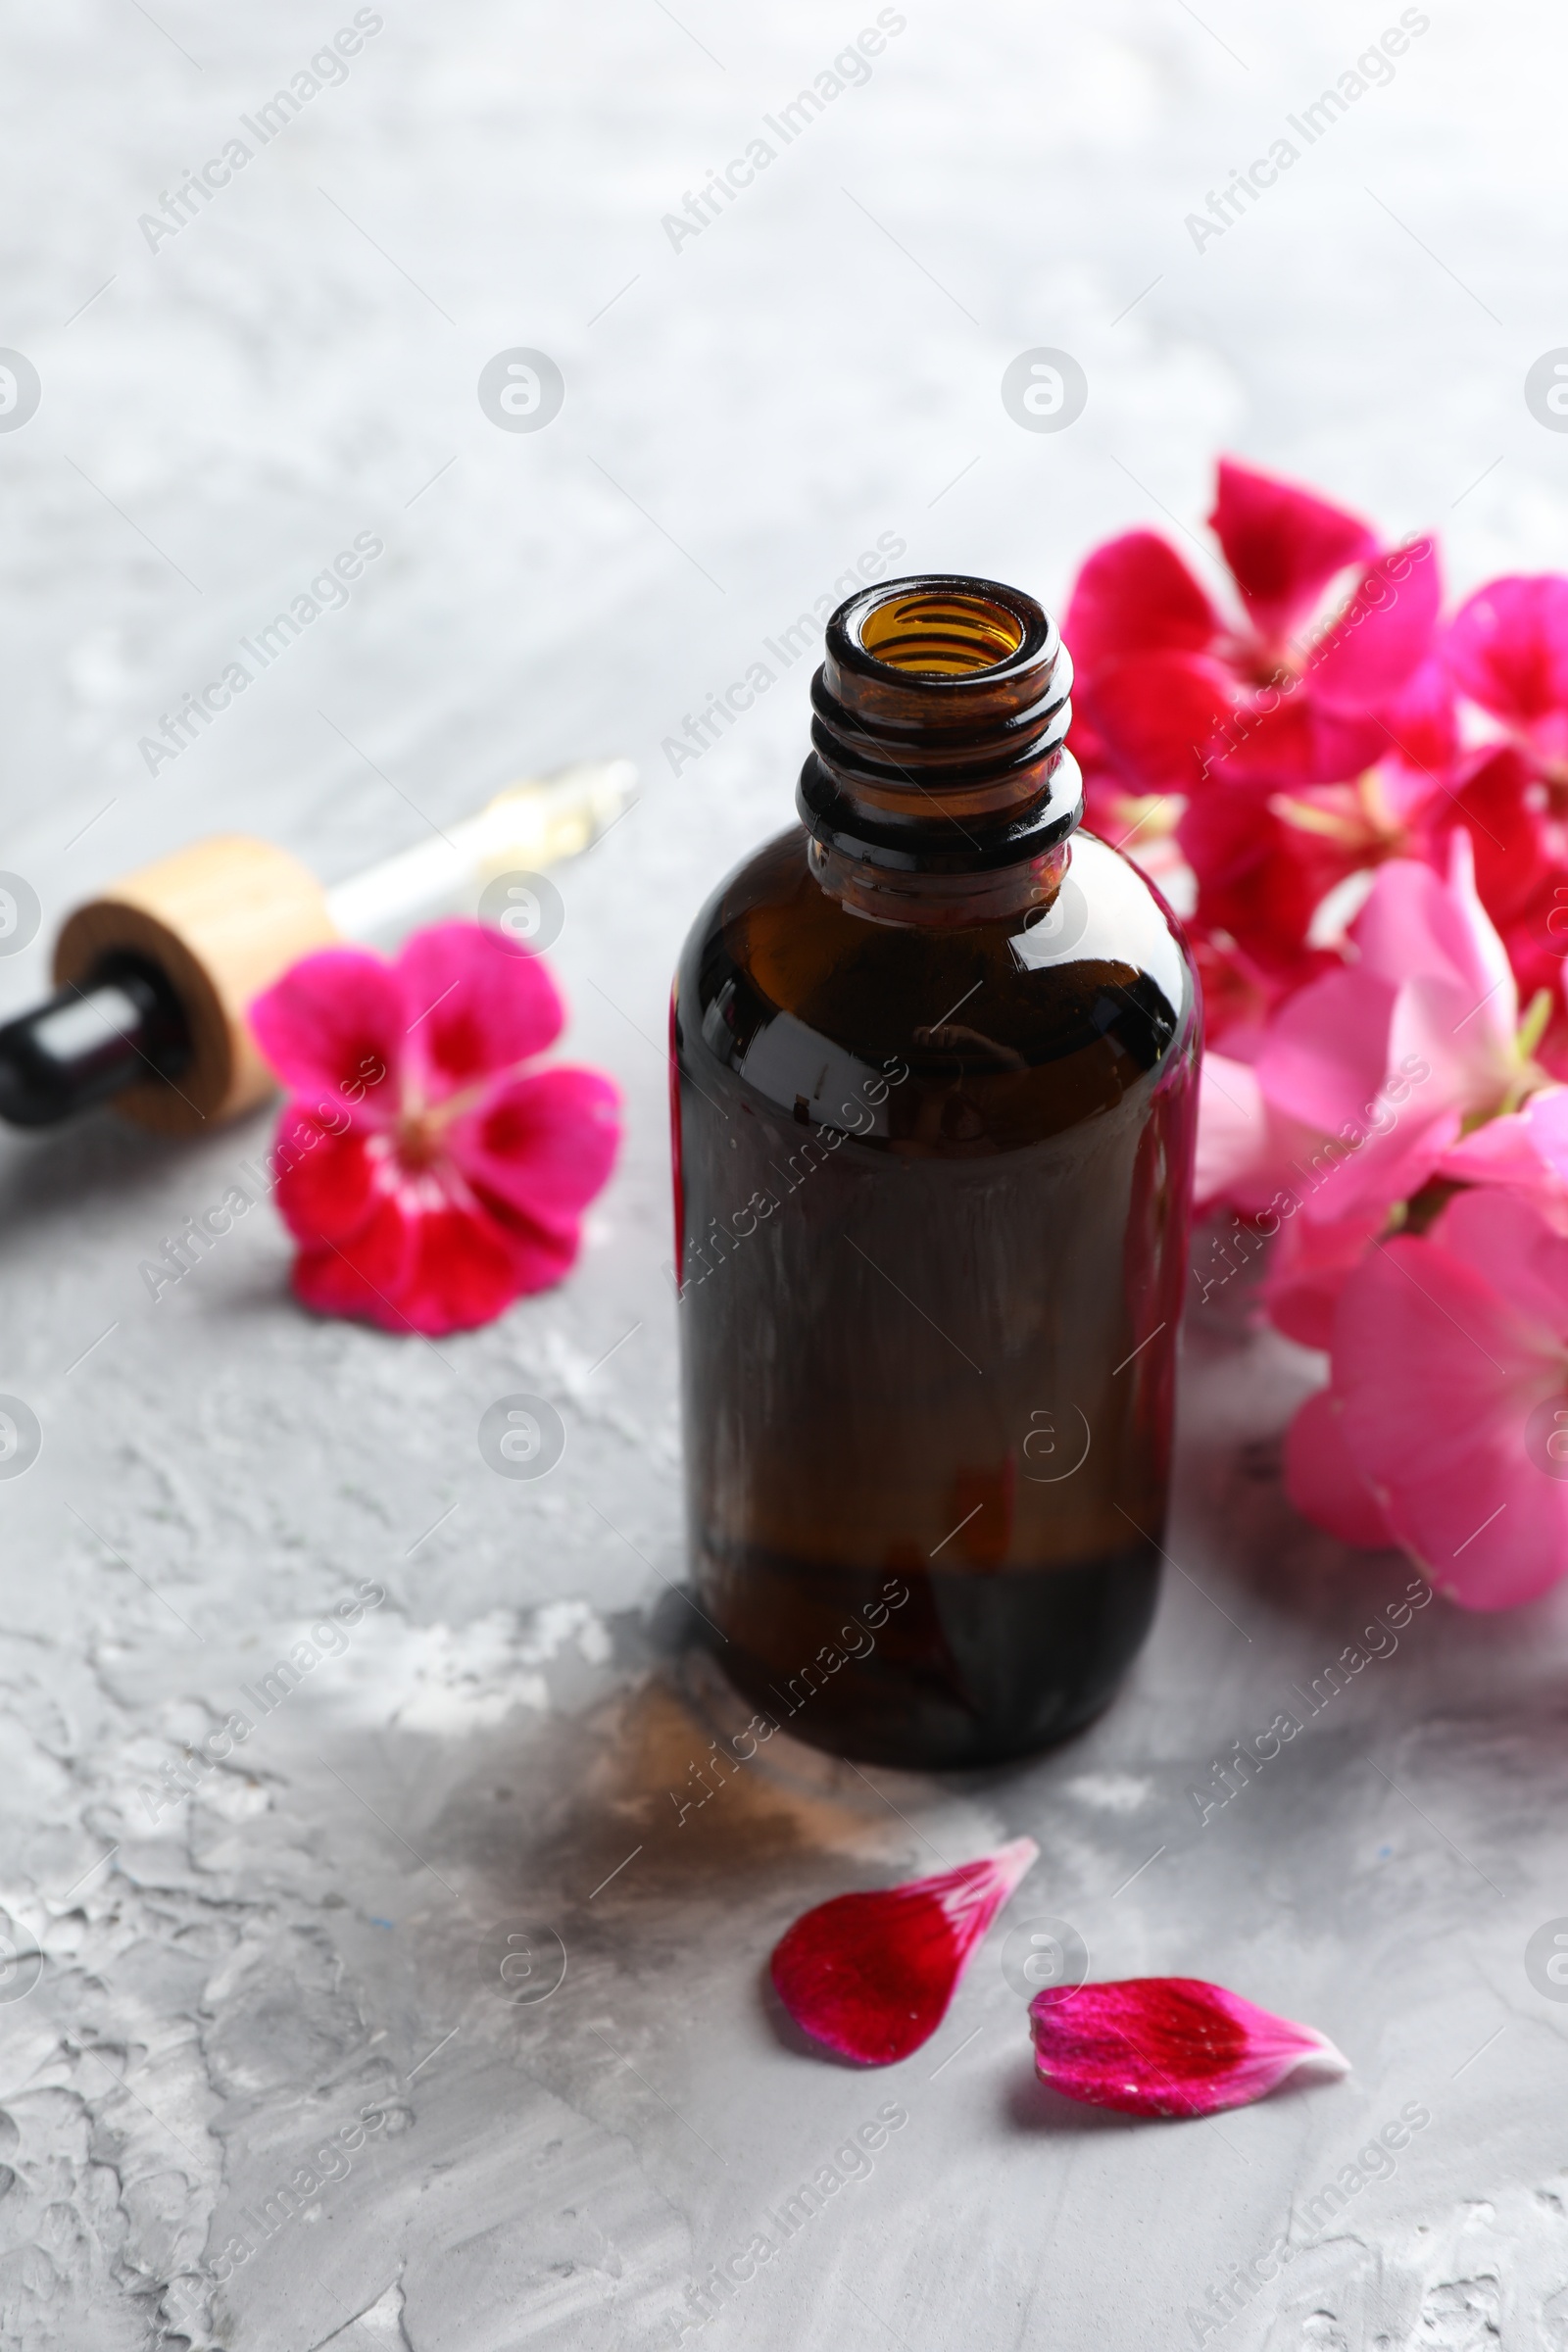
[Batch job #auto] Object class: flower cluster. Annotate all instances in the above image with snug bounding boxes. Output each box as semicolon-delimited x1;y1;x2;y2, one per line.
1068;459;1568;1607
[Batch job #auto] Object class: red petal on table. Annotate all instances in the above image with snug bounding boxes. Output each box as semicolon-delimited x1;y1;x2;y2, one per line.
770;1838;1038;2066
1030;1978;1348;2118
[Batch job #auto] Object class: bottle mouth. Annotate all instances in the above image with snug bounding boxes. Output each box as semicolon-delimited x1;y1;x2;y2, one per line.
801;571;1081;876
858;589;1027;677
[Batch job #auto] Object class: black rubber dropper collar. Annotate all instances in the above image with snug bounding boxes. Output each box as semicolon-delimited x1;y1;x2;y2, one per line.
0;956;193;1130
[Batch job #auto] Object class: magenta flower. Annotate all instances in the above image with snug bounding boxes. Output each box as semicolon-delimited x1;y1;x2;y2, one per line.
1029;1978;1348;2120
1445;574;1568;782
1439;1083;1568;1224
1068;457;1440;804
1285;1185;1568;1608
1066;458;1450;1035
1197;836;1544;1343
1439;576;1568;1034
249;921;620;1337
770;1839;1037;2066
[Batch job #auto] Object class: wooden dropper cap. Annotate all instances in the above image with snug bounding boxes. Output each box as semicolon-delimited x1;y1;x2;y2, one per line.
51;836;337;1136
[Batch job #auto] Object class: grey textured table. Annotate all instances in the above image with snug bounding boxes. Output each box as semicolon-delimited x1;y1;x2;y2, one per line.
1;5;1565;2347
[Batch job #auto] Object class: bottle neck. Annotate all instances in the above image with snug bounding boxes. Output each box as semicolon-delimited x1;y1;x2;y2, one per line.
797;574;1082;924
807;836;1072;927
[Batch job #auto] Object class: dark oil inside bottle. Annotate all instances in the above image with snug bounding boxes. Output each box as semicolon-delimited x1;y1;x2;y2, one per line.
670;578;1200;1768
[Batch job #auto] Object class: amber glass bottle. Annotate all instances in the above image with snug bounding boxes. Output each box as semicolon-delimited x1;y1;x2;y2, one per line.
669;576;1200;1768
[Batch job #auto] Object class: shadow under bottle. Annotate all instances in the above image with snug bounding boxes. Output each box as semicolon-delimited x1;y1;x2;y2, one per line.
670;577;1200;1767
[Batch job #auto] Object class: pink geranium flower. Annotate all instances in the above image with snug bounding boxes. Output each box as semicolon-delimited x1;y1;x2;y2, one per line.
1285;1187;1568;1608
1441;578;1568;1056
1197;835;1550;1343
1445;574;1568;782
1439;1083;1568;1228
1030;1978;1348;2120
1066;459;1444;1022
249;921;620;1337
769;1839;1037;2065
1070;467;1568;1608
1174;580;1568;1062
1069;458;1440;802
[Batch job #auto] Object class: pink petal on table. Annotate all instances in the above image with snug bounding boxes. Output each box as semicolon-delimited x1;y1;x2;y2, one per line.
770;1838;1038;2066
1030;1978;1348;2119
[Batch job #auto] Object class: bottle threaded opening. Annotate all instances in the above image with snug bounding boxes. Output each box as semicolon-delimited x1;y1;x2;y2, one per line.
800;571;1082;876
858;589;1026;677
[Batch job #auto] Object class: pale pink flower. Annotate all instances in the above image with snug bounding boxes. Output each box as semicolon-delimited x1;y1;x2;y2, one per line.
1285;1186;1568;1607
1197;834;1550;1341
1439;1084;1568;1231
